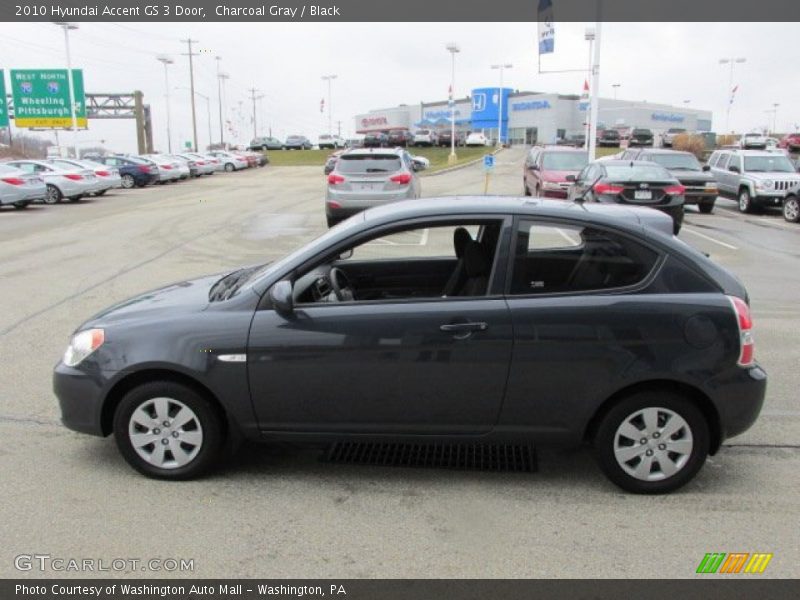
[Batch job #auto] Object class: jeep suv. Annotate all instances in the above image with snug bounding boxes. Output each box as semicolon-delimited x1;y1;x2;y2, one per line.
628;128;655;147
708;149;800;213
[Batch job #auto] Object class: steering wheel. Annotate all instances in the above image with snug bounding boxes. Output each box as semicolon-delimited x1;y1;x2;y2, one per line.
329;267;354;301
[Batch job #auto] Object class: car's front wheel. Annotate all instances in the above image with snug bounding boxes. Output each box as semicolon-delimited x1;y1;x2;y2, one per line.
45;184;62;204
783;195;800;223
121;174;135;189
738;188;753;213
224;163;235;172
593;390;709;494
114;381;224;480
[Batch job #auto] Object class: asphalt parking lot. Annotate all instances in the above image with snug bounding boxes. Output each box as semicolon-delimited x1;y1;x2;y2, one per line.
1;147;797;578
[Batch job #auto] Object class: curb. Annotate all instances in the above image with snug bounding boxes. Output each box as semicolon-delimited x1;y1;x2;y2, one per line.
422;146;506;178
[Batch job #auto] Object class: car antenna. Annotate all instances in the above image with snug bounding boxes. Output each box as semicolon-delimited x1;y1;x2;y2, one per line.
574;174;604;206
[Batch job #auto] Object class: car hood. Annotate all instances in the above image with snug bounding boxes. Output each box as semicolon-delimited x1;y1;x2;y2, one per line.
82;273;222;329
748;172;800;181
540;169;581;182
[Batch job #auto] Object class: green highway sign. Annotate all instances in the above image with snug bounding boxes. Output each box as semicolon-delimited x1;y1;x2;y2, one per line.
10;69;87;128
0;70;8;128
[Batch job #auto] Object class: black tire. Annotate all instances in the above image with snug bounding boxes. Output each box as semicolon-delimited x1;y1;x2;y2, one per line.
45;184;62;205
783;195;800;223
113;381;225;480
121;174;135;189
224;163;235;172
593;390;710;494
68;196;82;203
738;188;753;213
698;200;715;214
13;201;30;209
94;189;107;196
326;215;338;228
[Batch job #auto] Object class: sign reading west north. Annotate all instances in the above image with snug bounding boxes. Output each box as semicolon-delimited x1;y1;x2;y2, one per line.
10;69;87;128
0;70;9;128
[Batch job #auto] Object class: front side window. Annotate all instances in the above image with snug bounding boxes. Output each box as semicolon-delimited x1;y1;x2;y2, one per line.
293;220;504;304
510;220;659;295
716;153;731;169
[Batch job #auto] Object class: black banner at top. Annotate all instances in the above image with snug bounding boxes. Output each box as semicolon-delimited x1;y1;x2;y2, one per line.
2;0;800;22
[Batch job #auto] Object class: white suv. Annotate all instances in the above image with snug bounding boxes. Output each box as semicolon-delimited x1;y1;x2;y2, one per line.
708;149;800;213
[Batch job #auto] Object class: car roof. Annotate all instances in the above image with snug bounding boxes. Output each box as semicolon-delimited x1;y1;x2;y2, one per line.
634;148;694;156
596;159;663;167
342;147;404;157
537;146;588;153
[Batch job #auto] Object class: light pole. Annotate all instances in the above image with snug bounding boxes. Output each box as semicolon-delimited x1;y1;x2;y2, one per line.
218;72;229;147
176;87;212;151
587;21;603;161
156;55;174;153
53;22;80;158
446;42;460;164
772;103;780;135
490;63;512;147
321;74;337;136
683;99;691;105
719;57;746;133
612;83;620;100
215;56;224;146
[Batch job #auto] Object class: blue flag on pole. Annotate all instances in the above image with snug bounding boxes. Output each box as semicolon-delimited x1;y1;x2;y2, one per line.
538;0;555;54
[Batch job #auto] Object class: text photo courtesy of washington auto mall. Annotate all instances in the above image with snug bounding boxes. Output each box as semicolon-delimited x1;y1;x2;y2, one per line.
0;0;799;598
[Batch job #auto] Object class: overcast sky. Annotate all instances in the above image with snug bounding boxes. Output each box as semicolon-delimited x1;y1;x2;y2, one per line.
1;22;796;153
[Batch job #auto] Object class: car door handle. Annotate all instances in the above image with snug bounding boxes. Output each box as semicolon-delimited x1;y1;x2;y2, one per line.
440;322;488;339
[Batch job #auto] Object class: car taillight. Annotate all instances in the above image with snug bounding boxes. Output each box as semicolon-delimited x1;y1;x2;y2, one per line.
63;174;83;181
328;174;345;185
162;165;172;170
196;161;205;165
1;177;25;185
664;184;686;196
594;183;623;195
390;173;412;185
728;295;755;367
137;165;150;173
327;199;342;208
96;170;110;177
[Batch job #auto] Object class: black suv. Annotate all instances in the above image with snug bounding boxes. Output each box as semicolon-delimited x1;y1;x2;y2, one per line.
387;130;414;147
597;129;621;147
363;132;389;148
629;128;655;147
622;148;719;214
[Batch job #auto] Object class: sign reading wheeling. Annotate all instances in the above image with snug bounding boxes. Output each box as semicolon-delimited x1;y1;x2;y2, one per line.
0;70;9;128
10;69;87;128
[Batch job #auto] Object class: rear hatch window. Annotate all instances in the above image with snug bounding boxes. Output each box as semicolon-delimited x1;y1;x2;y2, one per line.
337;155;402;174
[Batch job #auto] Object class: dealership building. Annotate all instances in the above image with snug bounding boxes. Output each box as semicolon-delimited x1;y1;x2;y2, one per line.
354;88;713;145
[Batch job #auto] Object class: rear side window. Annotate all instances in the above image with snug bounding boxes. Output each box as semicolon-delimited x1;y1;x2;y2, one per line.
337;155;402;173
510;220;659;295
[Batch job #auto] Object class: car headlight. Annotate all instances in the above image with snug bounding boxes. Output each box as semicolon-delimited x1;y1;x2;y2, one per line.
755;180;774;189
63;329;105;367
542;181;562;190
704;182;717;189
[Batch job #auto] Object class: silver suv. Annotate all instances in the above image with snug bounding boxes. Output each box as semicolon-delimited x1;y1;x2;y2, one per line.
707;149;800;213
325;148;424;227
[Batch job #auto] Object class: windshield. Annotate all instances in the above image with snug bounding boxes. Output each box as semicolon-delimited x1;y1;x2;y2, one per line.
604;165;673;180
744;156;795;173
644;153;702;171
416;130;430;135
337;155;402;173
541;152;589;171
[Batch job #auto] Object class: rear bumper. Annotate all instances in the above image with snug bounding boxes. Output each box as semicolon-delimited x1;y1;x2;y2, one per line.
711;365;767;442
684;192;717;205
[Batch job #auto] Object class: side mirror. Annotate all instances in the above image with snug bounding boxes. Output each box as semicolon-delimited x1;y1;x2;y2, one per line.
269;280;294;315
412;158;427;171
565;174;576;182
338;249;353;260
729;165;740;173
529;164;539;171
702;164;711;172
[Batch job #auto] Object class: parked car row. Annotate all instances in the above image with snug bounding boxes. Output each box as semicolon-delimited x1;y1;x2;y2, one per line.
1;149;266;209
522;143;800;228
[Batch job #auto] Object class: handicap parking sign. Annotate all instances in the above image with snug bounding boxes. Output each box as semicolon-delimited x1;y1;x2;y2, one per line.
483;154;495;171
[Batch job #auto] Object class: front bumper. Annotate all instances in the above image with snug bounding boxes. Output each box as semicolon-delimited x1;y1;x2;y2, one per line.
753;194;787;207
53;362;110;437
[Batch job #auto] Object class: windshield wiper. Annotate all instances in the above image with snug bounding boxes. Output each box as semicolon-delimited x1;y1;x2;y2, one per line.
365;168;389;173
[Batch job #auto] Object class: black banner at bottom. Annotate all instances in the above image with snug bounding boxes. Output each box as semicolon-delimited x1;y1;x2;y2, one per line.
3;579;799;600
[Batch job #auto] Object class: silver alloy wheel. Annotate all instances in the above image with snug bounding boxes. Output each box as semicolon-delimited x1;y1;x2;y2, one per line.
45;185;60;204
613;406;693;482
128;397;203;470
121;174;135;189
784;197;799;222
739;189;750;212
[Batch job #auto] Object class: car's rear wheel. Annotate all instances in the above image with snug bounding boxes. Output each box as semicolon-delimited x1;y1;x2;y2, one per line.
94;189;108;196
121;174;135;189
698;200;715;214
13;201;30;209
68;196;82;203
114;381;224;480
45;184;62;204
593;390;709;494
224;163;235;172
783;195;800;223
738;188;753;213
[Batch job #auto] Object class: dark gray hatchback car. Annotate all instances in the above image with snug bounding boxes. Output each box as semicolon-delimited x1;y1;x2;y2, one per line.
54;198;766;493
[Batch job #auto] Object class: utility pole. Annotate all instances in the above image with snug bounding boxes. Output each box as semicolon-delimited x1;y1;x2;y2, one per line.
336;120;342;137
181;38;199;151
248;88;263;139
215;56;224;146
156;55;174;152
321;74;337;136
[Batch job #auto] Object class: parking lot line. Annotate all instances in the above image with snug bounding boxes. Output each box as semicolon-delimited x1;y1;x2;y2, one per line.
681;226;739;250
